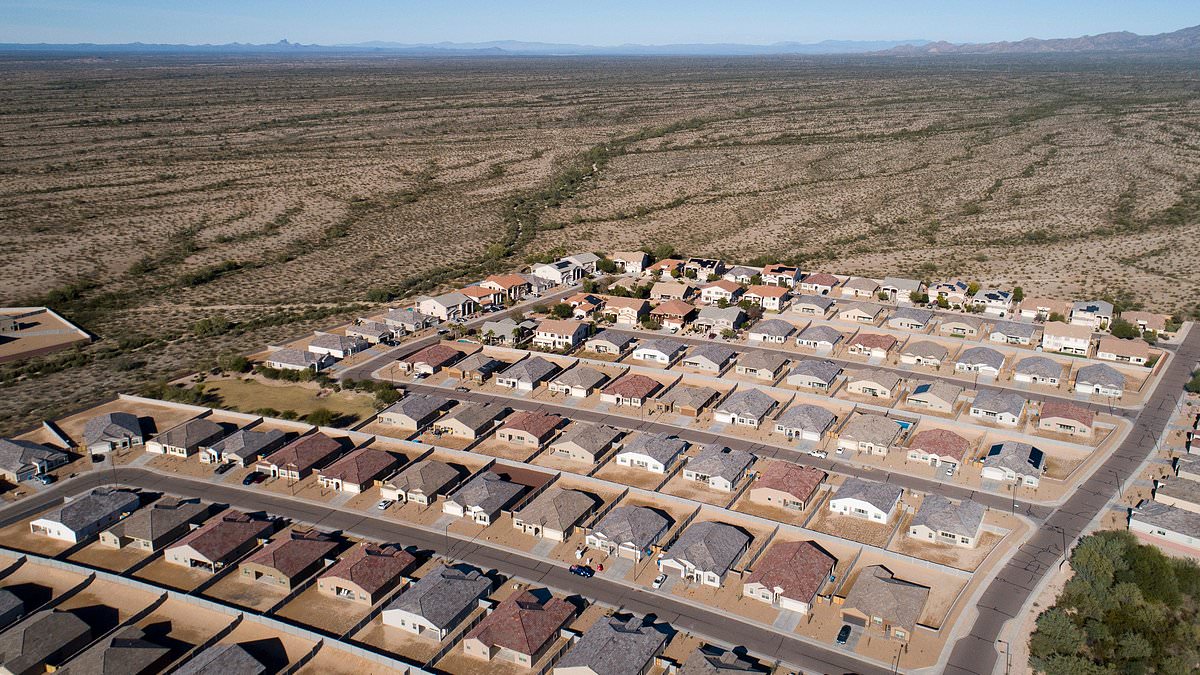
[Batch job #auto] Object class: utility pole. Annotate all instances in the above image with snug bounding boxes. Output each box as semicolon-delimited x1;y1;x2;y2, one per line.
997;639;1012;675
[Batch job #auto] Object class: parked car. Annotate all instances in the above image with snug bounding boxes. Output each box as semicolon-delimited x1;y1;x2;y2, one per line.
213;463;234;475
437;328;450;335
242;471;265;486
836;624;852;645
652;574;667;589
454;386;470;393
808;450;828;459
568;565;595;578
376;499;395;511
36;474;56;485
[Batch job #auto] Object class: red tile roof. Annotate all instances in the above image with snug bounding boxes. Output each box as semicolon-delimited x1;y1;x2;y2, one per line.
745;540;835;604
909;429;971;461
320;543;415;595
171;512;273;563
1040;401;1094;428
465;590;575;656
753;460;825;502
604;373;662;399
485;274;529;289
804;273;840;287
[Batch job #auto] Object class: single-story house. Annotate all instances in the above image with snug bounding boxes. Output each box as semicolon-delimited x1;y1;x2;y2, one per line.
906;428;971;470
840;277;880;299
496;356;560;391
443;471;525;525
900;340;948;368
377;394;451;429
939;316;984;338
795;324;842;350
1013;355;1063;386
256;432;347;481
1128;501;1200;558
317;446;401;493
989;321;1038;345
463;590;576;667
968;390;1026;426
749;460;826;511
1075;363;1126;398
954;346;1005;377
0;610;92;675
495;410;563;448
1096;336;1150;366
845;369;903;399
164;511;274;572
693;306;746;333
785;359;842;391
317;543;416;606
981;441;1044;487
828;478;903;521
432;402;508;439
380;459;461;505
836;414;903;456
98;497;207;551
650;281;697;302
800;273;841;295
845;332;897;359
239;529;338;590
549;366;610;397
734;350;789;380
382;307;436;332
748;318;795;344
547;423;623;464
714;388;779;428
146;417;227;457
398;343;463;375
632;338;686;364
555;616;668;675
346;320;394;344
773;403;837;442
1152;478;1200;515
682;444;755;492
200;427;288;466
584;329;636;355
791;294;834;316
82;411;143;454
382;565;492;640
601;373;663;408
905;380;962;414
838;302;884;324
654;384;720;417
908;495;986;548
841;565;929;642
586;505;672;561
658;521;750;587
0;438;70;483
889;307;934;331
29;487;140;543
971;288;1013;315
1037;401;1095;438
263;347;334;372
932;280;970;307
615;433;688;473
743;540;835;615
308;332;368;359
512;487;598;541
882;277;925;303
682;344;737;372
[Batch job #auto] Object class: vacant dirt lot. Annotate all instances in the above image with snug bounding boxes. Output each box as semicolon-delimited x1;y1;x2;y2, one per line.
3;54;1199;437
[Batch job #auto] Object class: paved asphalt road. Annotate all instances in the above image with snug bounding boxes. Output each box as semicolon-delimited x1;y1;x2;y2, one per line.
943;327;1200;674
599;327;1139;418
5;468;894;675
399;380;1050;519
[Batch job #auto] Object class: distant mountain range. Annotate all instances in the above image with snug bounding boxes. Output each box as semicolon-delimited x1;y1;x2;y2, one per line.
884;24;1200;55
0;38;929;56
3;24;1199;57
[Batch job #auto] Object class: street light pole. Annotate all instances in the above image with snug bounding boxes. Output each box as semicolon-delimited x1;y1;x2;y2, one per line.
997;639;1012;675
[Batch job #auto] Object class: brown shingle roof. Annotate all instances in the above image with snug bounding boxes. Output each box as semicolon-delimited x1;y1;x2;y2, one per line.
403;344;462;368
847;333;897;350
318;447;398;486
1040;401;1094;428
499;410;563;439
260;433;345;474
320;543;415;595
604;373;662;399
485;273;529;289
466;590;575;656
171;512;272;562
753;460;825;503
908;429;971;462
745;540;835;604
537;319;587;336
651;300;697;318
245;530;338;578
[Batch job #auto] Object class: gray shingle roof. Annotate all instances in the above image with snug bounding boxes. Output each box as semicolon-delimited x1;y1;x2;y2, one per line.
793;294;834;310
83;412;141;447
797;325;842;344
681;647;763;674
382;393;450;421
639;338;685;355
60;625;170;675
1014;356;1062;378
718;389;777;419
775;404;836;433
309;332;366;352
553;366;609;390
387;459;459;497
208;428;287;459
664;521;750;575
992;321;1036;338
442;402;506;431
516;487;597;532
1076;363;1125;389
657;385;720;410
696;307;745;324
910;495;985;539
557;616;668;675
903;340;949;361
153;418;226;450
1072;300;1113;316
840;414;902;447
971;390;1026;417
787;359;842;385
843;565;929;631
908;380;963;405
0;438;69;477
620;433;688;466
553;423;622;454
173;643;265;675
891;307;934;325
737;350;788;373
587;330;635;350
750;319;795;338
848;368;902;391
957;346;1005;370
833;477;903;512
500;356;559;383
447;471;523;514
686;344;737;367
984;442;1044;474
0;610;91;675
385;564;491;630
687;445;755;483
42;488;139;532
454;352;503;375
1132;501;1200;539
104;498;207;544
593;506;671;549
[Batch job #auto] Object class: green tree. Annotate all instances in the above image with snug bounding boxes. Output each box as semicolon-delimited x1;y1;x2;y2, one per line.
1048;312;1067;323
910;291;930;304
596;258;618;274
306;408;336;426
936;297;950;309
366;287;392;303
1012;286;1025;303
1030;608;1087;662
549;303;574;319
967;281;981;296
217;353;250;373
374;387;401;406
1186;371;1200;394
1109;318;1141;340
193;315;232;337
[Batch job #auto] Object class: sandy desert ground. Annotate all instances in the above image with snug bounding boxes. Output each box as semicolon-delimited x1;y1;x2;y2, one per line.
1;53;1198;433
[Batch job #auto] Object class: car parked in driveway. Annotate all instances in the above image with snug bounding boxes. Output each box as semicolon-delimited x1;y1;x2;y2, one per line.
652;574;667;589
213;463;234;475
376;499;394;511
808;449;828;459
836;624;852;645
568;565;595;578
36;474;56;485
242;471;265;486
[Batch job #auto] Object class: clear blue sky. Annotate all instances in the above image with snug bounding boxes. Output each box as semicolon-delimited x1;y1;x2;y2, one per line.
3;0;1198;45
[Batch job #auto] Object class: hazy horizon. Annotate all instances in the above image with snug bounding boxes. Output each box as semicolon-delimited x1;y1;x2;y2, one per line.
3;0;1198;47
